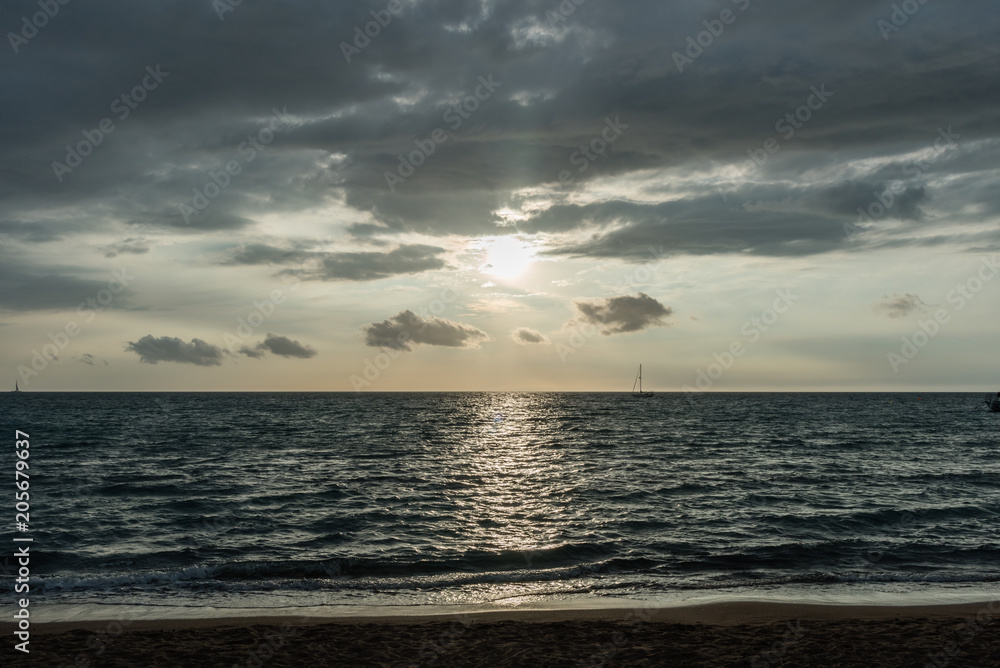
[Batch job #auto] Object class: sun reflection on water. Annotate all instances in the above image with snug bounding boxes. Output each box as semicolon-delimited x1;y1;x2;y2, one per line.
443;394;577;560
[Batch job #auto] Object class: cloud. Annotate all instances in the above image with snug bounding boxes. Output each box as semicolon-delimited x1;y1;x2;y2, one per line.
527;179;931;261
219;243;310;266
572;293;672;335
1;0;999;280
300;245;449;281
125;335;227;366
239;333;317;359
0;260;132;312
221;243;448;281
104;237;151;258
1;0;999;396
873;293;930;318
0;218;89;243
237;345;267;359
364;310;489;351
510;327;550;345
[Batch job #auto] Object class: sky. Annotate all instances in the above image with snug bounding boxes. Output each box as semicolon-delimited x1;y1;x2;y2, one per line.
1;0;999;392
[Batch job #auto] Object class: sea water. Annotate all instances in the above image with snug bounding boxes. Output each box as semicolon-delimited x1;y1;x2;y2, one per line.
3;392;999;619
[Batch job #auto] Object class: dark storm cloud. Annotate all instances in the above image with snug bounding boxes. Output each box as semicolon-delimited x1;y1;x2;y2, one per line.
220;243;310;266
0;258;133;312
0;218;90;243
572;293;672;335
522;174;940;259
239;333;317;359
810;181;928;221
526;191;847;259
300;245;448;281
363;310;489;351
1;0;999;271
219;242;448;281
125;335;227;366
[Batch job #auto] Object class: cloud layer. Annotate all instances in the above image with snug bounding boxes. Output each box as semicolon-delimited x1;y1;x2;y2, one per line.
2;0;998;280
222;244;448;282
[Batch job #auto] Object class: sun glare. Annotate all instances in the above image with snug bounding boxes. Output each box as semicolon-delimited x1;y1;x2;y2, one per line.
483;236;535;280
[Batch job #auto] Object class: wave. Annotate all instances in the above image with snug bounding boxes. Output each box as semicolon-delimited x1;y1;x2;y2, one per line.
35;561;1000;599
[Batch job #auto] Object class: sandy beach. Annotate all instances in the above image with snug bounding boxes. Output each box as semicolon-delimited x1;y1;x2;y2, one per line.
6;601;1000;667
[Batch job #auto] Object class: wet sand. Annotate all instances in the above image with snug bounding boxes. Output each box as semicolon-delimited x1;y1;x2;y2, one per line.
5;601;1000;667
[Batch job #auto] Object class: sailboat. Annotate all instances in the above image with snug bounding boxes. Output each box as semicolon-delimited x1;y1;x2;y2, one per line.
631;365;653;397
985;392;1000;412
12;381;21;393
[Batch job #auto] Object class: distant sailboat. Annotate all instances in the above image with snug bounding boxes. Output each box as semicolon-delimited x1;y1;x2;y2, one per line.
631;365;653;397
986;392;1000;412
12;381;21;393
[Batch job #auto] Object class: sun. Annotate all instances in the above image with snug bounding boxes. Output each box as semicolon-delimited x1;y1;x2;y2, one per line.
482;236;536;280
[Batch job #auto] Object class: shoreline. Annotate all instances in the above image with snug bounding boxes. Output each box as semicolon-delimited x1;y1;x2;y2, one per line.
7;600;999;667
11;599;1000;634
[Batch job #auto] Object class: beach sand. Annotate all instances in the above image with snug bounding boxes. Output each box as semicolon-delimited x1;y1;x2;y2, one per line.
5;601;1000;667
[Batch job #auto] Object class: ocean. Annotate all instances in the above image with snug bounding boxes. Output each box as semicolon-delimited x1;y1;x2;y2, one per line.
4;392;1000;617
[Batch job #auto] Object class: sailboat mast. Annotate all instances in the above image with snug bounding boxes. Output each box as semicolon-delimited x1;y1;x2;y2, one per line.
639;365;642;392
